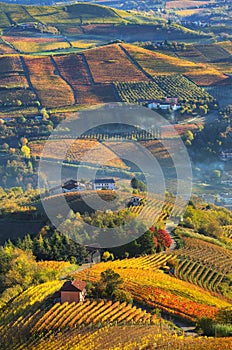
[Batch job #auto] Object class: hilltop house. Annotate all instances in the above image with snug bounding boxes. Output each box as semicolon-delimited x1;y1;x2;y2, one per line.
49;179;86;195
62;179;86;193
92;178;115;190
53;280;86;304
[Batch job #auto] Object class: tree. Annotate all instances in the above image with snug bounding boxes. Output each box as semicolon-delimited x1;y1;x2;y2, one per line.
20;137;28;146
21;145;30;159
131;177;139;189
102;251;114;261
131;177;146;192
138;180;146;192
112;289;133;303
100;269;123;296
185;130;194;141
2;143;9;151
155;229;172;251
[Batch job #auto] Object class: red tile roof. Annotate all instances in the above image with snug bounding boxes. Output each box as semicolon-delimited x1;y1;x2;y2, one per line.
60;280;86;292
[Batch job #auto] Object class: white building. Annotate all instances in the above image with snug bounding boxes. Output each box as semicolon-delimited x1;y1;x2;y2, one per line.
92;178;115;190
147;101;181;111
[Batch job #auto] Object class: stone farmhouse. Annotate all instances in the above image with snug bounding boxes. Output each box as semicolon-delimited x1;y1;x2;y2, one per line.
53;280;86;304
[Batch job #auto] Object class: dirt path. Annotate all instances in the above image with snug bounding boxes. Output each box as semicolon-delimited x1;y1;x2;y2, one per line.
19;55;42;108
81;53;95;86
119;44;154;80
166;221;178;250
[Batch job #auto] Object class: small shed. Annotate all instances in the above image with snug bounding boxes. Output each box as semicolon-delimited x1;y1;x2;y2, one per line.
53;280;86;304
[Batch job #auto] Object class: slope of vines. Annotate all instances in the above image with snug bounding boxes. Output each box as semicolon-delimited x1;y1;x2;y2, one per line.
173;237;232;298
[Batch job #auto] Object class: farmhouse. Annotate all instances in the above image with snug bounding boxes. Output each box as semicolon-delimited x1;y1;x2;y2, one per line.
147;97;181;111
129;196;143;206
53;280;86;304
92;178;115;190
62;179;86;193
49;179;86;194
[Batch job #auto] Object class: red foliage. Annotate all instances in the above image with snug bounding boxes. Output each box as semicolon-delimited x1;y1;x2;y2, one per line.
157;229;172;248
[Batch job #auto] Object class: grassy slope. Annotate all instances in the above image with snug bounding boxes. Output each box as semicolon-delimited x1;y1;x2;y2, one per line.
0;1;203;35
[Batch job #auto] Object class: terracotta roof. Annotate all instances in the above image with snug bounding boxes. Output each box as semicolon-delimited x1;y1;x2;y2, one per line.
60;280;86;292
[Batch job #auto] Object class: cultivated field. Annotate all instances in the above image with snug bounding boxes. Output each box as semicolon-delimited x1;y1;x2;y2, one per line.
84;44;149;83
23;56;75;107
123;43;227;86
174;237;232;297
115;74;214;103
0;42;228;110
2;36;71;53
76;256;231;322
30;139;127;168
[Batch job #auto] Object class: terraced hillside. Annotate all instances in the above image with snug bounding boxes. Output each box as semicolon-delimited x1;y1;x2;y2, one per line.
122;43;227;86
75;256;231;322
30;138;128;168
0;43;221;111
173;237;232;298
1;256;231;349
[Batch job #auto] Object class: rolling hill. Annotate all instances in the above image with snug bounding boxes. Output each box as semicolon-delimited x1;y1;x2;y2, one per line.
0;42;224;114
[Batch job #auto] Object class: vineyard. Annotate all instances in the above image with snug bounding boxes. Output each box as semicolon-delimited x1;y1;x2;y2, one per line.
115;81;166;103
0;281;166;350
1;274;231;349
194;44;231;63
30;139;127;168
84;44;149;83
0;55;37;107
115;74;214;104
123;43;227;86
97;253;175;271
75;257;231;322
2;36;71;53
166;1;210;9
223;225;232;239
173;237;232;298
128;194;186;223
217;41;232;55
23;56;75;108
36;190;120;217
4;324;232;350
54;54;92;87
32;299;155;331
0;42;227;110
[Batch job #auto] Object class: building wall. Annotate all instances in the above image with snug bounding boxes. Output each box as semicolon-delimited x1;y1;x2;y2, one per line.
61;290;85;303
93;183;115;190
